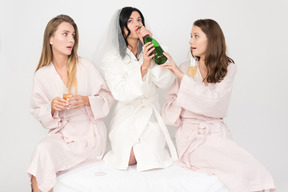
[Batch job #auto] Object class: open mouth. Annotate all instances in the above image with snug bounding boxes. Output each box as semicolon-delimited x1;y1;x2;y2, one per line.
191;46;196;49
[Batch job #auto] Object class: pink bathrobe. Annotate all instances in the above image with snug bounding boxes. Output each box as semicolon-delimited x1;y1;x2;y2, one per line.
27;57;113;192
162;60;276;192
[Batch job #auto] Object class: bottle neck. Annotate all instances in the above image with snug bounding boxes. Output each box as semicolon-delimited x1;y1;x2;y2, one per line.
143;34;150;42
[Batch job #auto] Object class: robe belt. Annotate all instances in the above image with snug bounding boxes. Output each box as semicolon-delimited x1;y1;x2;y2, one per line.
48;119;69;135
49;113;96;144
133;97;178;161
60;110;100;124
60;112;90;121
52;118;96;146
179;119;223;168
50;113;89;135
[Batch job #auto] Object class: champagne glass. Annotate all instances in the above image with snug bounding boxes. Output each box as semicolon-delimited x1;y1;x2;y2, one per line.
63;92;72;119
94;155;105;176
188;65;197;78
94;130;106;176
188;56;197;78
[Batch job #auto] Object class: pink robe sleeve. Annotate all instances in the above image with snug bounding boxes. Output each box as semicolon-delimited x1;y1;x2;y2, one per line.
30;73;63;129
176;64;236;118
162;75;183;126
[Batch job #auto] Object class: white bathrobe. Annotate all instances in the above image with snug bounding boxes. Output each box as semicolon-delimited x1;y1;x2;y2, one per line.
101;49;178;171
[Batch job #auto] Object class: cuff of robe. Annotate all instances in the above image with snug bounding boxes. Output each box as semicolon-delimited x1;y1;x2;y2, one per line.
176;75;195;107
162;103;182;126
87;94;110;120
39;101;62;129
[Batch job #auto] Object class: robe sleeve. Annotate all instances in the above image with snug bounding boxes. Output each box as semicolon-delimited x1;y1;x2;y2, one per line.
162;74;183;126
101;56;144;102
84;60;114;120
30;73;63;129
176;63;236;118
147;64;174;89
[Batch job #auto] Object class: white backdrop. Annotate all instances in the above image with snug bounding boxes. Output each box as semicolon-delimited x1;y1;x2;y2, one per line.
0;0;287;191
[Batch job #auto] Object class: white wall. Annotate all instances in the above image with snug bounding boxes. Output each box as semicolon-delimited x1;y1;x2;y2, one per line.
0;0;287;191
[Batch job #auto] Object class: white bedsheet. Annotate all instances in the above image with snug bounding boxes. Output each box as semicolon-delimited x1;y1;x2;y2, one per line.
54;161;229;192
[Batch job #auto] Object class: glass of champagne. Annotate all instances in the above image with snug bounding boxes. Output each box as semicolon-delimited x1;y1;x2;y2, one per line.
94;154;106;176
63;93;72;119
94;130;106;176
188;65;197;78
188;57;198;78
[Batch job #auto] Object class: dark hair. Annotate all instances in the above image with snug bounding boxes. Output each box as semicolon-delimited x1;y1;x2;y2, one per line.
193;19;234;83
119;7;145;58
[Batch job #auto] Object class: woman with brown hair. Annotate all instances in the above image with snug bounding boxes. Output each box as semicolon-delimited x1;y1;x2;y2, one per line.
162;19;276;192
27;14;113;192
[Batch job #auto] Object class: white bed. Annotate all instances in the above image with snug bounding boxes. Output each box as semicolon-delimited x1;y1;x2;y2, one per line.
54;161;229;192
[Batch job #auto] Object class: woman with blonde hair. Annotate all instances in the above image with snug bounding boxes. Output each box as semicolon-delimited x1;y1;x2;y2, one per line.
27;14;113;192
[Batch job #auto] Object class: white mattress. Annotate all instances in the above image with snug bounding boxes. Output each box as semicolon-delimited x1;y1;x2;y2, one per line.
54;161;229;192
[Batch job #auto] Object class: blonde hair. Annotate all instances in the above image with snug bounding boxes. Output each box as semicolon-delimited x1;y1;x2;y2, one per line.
36;14;79;93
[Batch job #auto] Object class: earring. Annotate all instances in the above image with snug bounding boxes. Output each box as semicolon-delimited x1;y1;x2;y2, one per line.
50;42;53;45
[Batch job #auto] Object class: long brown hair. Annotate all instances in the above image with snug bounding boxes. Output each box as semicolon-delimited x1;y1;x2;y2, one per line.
36;14;79;93
194;19;234;83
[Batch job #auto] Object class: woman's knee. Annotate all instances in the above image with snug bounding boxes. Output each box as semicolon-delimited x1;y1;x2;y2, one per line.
129;148;137;165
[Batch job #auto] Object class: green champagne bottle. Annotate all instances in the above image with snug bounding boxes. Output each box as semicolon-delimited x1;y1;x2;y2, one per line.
139;27;167;65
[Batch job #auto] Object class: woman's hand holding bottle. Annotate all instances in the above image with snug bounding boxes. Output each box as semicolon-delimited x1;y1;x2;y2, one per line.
143;42;155;63
137;26;152;44
141;42;155;78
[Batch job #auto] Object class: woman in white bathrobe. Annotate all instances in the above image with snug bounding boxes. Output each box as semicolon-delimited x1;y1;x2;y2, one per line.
27;15;113;192
161;19;276;192
99;7;178;171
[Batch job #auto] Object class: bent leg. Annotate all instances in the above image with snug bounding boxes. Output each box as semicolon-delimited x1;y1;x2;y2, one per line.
129;147;137;165
31;176;53;192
